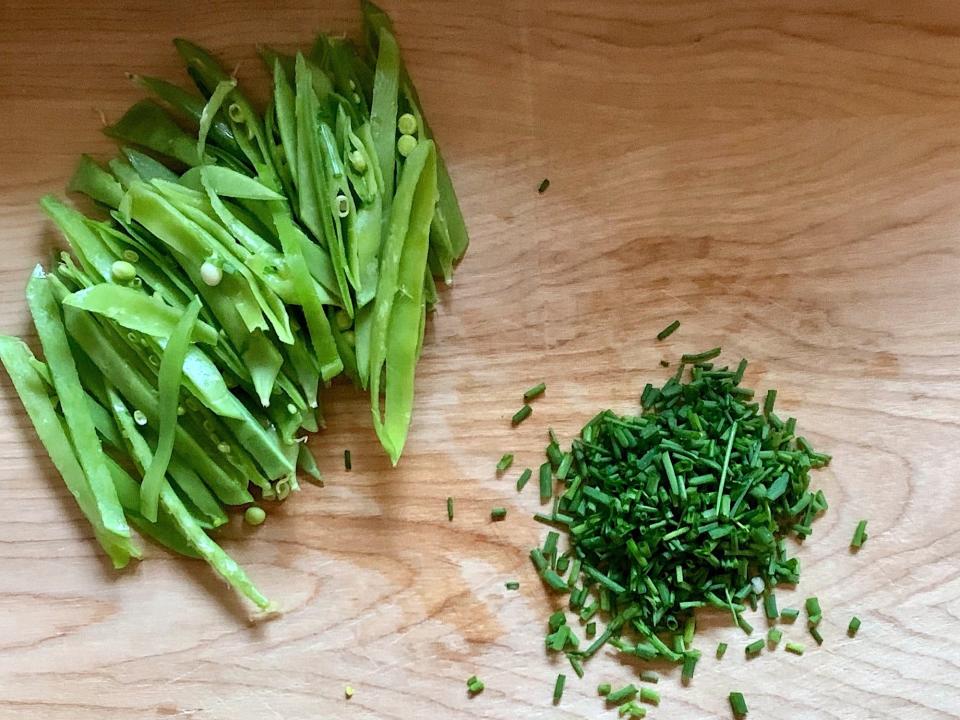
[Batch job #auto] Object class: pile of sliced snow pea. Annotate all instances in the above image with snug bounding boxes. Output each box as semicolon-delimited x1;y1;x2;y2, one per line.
0;1;467;610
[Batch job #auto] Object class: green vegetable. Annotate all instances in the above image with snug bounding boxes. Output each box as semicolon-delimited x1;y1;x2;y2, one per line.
505;581;519;590
538;178;550;194
344;449;352;470
785;641;805;655
729;691;748;717
716;642;728;659
639;687;659;705
848;616;861;636
466;675;484;695
516;467;532;491
606;684;638;704
780;607;800;622
496;453;514;473
639;670;659;684
851;519;868;548
767;628;783;645
512;404;532;425
491;507;507;521
745;639;764;656
809;624;824;645
244;506;267;526
539;462;553;502
552;673;566;704
598;683;611;696
447;497;454;521
656;320;680;341
523;382;546;401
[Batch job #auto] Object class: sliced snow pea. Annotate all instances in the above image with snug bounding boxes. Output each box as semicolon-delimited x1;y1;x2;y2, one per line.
274;210;343;381
26;267;132;539
63;285;218;345
104;100;202;167
108;158;140;189
243;329;283;406
140;296;201;521
282;320;320;408
123;147;179;183
41;195;115;282
195;165;284;201
369;27;399;211
0;336;140;568
329;310;359;385
297;442;322;483
68;156;124;208
197;79;237;161
354;304;373;390
273;60;299;187
369;140;438;464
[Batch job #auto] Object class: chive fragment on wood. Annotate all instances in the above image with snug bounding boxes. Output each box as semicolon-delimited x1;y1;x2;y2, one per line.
745;639;764;656
656;320;681;341
344;449;351;470
552;673;566;704
539;462;553;502
598;683;611;696
505;581;520;590
538;178;550;194
496;453;514;473
785;641;805;655
490;507;507;521
851;519;868;548
524;382;547;401
446;497;454;521
780;607;800;622
716;642;728;659
511;404;532;425
516;467;532;491
729;692;748;717
606;684;638;704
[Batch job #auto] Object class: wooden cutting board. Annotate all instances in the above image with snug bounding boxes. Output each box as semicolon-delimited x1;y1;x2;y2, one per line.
1;1;959;718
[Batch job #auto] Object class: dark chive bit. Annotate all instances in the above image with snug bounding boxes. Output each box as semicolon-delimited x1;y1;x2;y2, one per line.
780;607;800;622
538;178;550;194
516;467;532;491
539;462;553;502
496;453;514;473
606;684;638;704
848;616;861;636
681;651;700;683
681;347;722;364
729;692;748;718
585;622;597;638
659;359;670;367
511;404;532;425
344;449;352;470
491;507;507;521
745;639;764;657
552;673;566;704
716;642;728;659
656;320;681;341
568;655;584;678
446;497;454;521
524;382;547;401
505;581;520;590
851;519;868;548
809;624;824;645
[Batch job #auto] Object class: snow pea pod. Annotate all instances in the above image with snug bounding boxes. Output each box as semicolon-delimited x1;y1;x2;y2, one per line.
42;195;115;282
26;267;132;539
140;296;201;521
369;27;399;211
104;100;202;167
68;156;124;208
243;329;283;407
0;336;141;568
63;285;218;345
369;140;438;464
123;147;179;183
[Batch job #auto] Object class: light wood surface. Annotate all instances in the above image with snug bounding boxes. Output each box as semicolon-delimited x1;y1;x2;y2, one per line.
2;1;960;718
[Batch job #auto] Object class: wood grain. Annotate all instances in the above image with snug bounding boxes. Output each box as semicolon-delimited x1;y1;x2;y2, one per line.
2;1;960;718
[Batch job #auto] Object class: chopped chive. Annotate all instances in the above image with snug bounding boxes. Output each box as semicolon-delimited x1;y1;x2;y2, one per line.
548;610;566;630
805;596;822;619
496;453;514;473
530;548;547;572
552;673;566;704
598;683;612;696
736;613;753;635
505;581;520;590
543;569;570;592
659;359;670;367
639;687;660;706
716;642;728;659
344;685;354;699
809;624;824;645
538;178;550;194
490;507;507;521
511;404;532;425
851;519;868;548
606;684;638;704
539;462;553;502
848;616;861;636
543;530;559;558
745;639;764;656
516;467;532;491
808;613;822;626
681;347;722;364
467;676;484;695
785;641;805;655
767;628;783;646
729;691;748;717
656;320;681;341
763;389;777;416
780;607;800;622
763;592;778;619
524;382;547;401
681;650;700;683
568;654;584;678
639;670;659;684
446;497;454;521
343;449;352;470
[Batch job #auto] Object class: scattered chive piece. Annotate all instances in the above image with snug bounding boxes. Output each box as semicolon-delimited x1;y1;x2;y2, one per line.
511;404;532;425
780;607;800;622
681;651;700;683
568;655;584;678
586;621;597;638
659;359;670;367
809;624;824;645
618;702;647;718
851;519;869;548
805;596;822;619
524;382;547;401
344;685;354;699
505;581;520;590
763;389;777;416
598;683;612;696
729;691;748;717
344;449;352;470
656;320;680;341
538;178;550;194
490;507;507;521
543;569;570;592
808;613;822;626
716;642;728;659
496;453;514;473
745;639;764;656
553;673;566;704
764;593;779;619
767;628;783;646
539;462;553;502
737;614;754;635
848;616;861;637
446;497;454;522
516;467;532;491
606;684;638;704
639;670;659;684
681;347;722;364
786;641;806;655
639;687;660;705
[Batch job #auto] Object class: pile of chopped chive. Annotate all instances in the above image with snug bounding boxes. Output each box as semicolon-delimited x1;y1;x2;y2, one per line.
527;350;833;709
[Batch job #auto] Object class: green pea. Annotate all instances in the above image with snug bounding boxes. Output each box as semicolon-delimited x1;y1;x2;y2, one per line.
397;112;418;136
397;134;417;158
244;506;266;526
111;260;137;282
